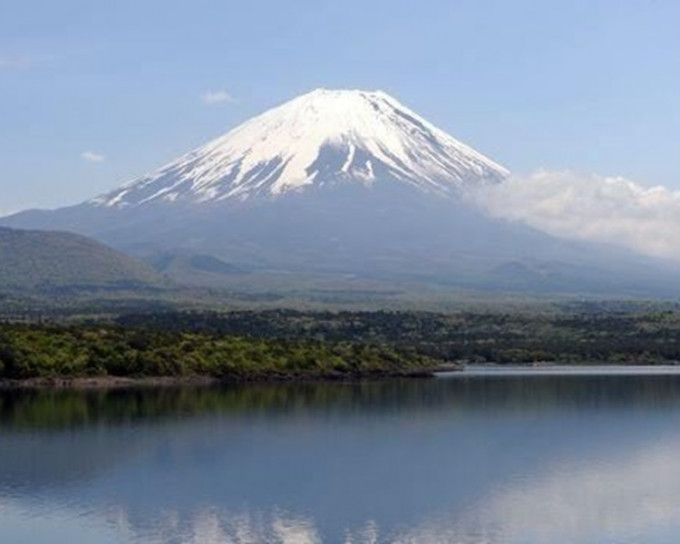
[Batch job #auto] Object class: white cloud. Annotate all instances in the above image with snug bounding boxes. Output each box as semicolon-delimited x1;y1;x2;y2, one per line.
81;151;106;163
201;90;236;105
473;169;680;262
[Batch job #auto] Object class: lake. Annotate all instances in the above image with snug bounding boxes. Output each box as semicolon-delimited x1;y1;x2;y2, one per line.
3;367;680;543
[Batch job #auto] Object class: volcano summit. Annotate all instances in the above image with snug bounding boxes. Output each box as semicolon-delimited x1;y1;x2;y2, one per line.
92;88;508;208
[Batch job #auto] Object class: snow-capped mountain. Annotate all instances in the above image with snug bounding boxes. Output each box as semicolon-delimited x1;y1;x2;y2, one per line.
4;88;680;298
91;88;508;208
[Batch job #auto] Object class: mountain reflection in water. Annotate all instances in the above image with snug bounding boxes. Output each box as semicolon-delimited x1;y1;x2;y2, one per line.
3;370;680;543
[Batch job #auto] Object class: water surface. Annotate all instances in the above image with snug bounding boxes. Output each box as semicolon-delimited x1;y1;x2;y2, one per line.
3;368;680;543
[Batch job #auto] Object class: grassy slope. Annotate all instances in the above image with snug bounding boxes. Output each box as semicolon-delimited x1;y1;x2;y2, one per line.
0;227;166;292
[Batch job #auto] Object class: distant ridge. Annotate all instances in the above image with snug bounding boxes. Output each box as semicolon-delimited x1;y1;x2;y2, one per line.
0;227;166;293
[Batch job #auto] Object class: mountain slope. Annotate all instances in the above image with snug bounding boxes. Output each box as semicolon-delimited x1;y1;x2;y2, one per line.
0;227;166;293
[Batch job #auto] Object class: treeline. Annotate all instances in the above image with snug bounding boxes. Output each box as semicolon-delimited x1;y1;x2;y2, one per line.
3;309;680;381
0;323;435;381
118;309;680;365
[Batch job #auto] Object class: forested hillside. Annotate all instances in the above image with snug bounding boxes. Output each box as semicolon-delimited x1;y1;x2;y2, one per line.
0;227;166;293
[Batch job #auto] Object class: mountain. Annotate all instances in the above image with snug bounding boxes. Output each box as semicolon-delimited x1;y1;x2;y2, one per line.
0;227;166;294
3;88;680;298
91;88;508;207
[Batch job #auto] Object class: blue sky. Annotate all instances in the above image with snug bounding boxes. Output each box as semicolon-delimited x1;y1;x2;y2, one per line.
2;0;680;214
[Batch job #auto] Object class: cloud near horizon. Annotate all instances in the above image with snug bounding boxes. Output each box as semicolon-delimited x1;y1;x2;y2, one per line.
201;90;236;105
81;151;106;163
474;170;680;262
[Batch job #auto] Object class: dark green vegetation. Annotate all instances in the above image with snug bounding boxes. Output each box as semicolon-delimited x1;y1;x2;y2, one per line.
0;227;166;294
118;308;680;365
0;321;434;381
3;306;680;383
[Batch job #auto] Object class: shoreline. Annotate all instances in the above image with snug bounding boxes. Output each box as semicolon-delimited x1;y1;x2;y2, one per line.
4;363;680;390
0;370;435;390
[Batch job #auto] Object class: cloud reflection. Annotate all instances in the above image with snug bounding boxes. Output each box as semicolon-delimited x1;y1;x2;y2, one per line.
386;435;680;543
101;507;322;544
6;433;680;544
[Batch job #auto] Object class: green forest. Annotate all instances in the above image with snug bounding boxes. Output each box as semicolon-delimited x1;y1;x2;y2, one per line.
0;321;434;381
2;308;680;382
118;308;680;365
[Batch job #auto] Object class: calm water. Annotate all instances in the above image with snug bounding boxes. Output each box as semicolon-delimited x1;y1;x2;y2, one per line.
4;368;680;543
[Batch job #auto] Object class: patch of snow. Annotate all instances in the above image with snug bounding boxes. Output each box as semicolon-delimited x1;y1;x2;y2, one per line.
341;143;356;174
